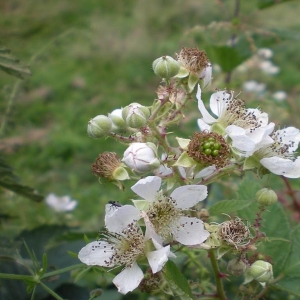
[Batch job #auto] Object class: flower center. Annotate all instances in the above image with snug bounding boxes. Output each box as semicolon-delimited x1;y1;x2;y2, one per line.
103;222;145;268
187;131;230;168
146;192;182;241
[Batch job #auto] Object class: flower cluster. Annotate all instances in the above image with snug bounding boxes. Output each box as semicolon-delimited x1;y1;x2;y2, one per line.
79;46;300;296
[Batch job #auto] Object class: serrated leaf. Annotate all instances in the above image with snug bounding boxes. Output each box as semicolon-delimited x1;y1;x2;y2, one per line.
237;177;261;201
282;225;300;278
0;157;43;202
0;45;31;79
209;200;252;215
274;277;300;298
163;260;194;300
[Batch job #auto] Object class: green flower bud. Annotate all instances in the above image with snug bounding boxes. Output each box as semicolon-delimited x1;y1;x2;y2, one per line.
248;260;273;284
152;56;180;79
87;115;112;138
255;188;278;207
108;108;127;132
122;103;150;128
227;258;247;276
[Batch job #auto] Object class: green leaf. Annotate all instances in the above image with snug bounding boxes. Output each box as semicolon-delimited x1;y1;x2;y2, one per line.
239;202;291;276
0;45;31;79
163;260;194;300
0;157;43;202
209;199;253;216
282;225;300;278
274;277;300;298
257;0;294;9
205;45;251;72
237;177;262;201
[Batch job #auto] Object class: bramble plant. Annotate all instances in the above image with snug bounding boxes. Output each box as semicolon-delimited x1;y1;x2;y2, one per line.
76;46;300;299
1;3;300;299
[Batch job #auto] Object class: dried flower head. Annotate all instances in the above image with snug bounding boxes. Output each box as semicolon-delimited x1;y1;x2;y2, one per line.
177;47;210;74
139;271;163;293
92;152;121;179
187;131;230;168
219;217;252;249
92;152;129;187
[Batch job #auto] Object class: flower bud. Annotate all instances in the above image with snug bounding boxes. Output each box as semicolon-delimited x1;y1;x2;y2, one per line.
255;188;278;207
227;258;247;276
87;115;112;138
122;142;160;173
248;260;273;284
108;108;127;132
152;55;180;79
122;103;150;128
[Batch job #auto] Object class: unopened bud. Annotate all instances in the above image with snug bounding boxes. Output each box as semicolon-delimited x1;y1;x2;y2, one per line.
90;288;103;298
248;260;273;284
122;142;160;173
227;258;247;276
152;55;180;79
255;188;278;207
87;115;112;138
122;103;150;128
108;108;127;132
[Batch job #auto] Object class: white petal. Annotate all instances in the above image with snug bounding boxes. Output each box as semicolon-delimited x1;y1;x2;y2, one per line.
197;85;217;124
226;125;255;152
202;64;212;88
276;127;300;152
210;90;231;117
284;157;300;178
260;156;294;175
194;165;217;178
146;245;170;273
105;205;140;233
197;119;211;131
78;241;115;267
112;263;144;294
171;216;210;245
131;176;161;201
170;185;208;209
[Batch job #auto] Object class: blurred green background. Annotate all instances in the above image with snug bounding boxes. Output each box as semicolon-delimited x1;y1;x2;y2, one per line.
1;0;300;299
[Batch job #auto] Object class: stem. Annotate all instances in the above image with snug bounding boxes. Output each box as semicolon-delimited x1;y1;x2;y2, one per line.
281;176;300;216
39;281;64;300
208;249;227;300
0;80;21;137
40;263;83;279
0;273;33;281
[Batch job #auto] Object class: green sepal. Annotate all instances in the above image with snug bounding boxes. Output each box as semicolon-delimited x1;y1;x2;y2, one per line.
173;152;196;168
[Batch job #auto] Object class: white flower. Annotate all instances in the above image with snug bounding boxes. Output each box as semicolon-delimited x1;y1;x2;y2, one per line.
196;84;275;154
272;91;287;101
253;127;300;178
45;193;77;212
122;142;160;173
131;176;210;245
79;205;173;295
259;61;280;75
257;48;273;59
243;80;266;93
